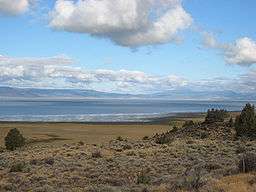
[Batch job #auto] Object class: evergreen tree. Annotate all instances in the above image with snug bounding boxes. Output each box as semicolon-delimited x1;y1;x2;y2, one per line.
205;108;228;123
228;117;234;127
5;128;25;151
235;103;256;137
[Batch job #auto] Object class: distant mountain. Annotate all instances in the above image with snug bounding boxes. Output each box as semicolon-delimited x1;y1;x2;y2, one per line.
0;87;255;100
0;87;135;99
150;89;256;100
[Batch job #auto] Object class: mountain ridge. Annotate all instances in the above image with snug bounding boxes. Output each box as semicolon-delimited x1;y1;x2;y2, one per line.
0;86;255;100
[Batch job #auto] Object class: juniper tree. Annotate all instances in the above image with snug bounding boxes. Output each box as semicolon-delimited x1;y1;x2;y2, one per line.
235;103;256;137
5;128;25;151
205;109;228;124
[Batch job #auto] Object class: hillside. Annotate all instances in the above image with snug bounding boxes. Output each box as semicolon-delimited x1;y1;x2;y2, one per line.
0;118;256;191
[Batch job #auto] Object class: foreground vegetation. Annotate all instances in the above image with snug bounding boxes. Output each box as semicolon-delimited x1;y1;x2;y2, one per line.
0;104;256;191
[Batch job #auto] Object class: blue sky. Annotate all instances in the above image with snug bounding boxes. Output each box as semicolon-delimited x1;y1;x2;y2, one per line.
0;0;256;93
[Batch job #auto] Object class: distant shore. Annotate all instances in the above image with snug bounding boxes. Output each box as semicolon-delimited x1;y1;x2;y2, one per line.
0;111;238;125
0;99;250;123
0;110;240;147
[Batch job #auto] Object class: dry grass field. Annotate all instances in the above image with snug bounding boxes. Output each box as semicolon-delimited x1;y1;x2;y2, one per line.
1;112;256;192
0;123;170;147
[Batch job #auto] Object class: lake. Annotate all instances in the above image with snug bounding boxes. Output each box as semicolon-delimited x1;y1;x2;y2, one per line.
0;99;255;122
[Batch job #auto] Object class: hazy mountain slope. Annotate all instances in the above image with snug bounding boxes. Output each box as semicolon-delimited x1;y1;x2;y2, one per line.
0;87;133;98
0;87;255;100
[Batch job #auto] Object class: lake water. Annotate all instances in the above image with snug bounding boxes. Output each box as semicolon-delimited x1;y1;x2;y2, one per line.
0;99;255;122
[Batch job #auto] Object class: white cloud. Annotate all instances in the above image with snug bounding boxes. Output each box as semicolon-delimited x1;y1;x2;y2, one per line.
49;0;192;47
0;54;187;92
0;0;32;15
202;32;219;49
2;54;255;94
202;33;256;66
0;54;74;66
238;69;256;92
225;37;256;66
0;54;75;88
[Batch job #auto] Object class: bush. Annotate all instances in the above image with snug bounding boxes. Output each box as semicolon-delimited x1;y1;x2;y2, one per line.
10;161;27;172
155;133;171;144
78;141;84;146
235;103;256;137
183;120;194;127
171;126;179;132
123;144;132;150
238;153;256;173
92;150;102;158
137;171;150;184
5;128;25;151
116;136;123;141
178;165;205;192
228;117;234;127
44;157;54;165
204;109;228;124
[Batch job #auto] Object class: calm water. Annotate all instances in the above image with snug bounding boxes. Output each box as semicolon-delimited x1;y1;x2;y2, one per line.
0;99;255;122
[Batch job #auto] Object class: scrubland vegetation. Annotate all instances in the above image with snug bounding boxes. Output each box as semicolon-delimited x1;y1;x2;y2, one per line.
0;104;256;191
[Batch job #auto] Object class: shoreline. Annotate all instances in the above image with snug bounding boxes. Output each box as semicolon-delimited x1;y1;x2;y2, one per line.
0;111;214;125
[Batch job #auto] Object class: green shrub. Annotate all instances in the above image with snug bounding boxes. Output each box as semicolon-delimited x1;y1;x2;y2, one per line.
137;171;150;184
10;161;27;172
155;133;170;144
123;144;132;150
116;136;123;141
183;120;194;127
204;109;228;124
228;117;234;127
78;141;84;146
44;157;55;165
238;153;256;173
141;188;149;192
178;165;205;192
92;150;102;158
5;128;25;151
235;103;256;137
172;126;178;132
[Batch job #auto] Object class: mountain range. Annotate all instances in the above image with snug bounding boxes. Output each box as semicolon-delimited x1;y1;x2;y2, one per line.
0;87;255;100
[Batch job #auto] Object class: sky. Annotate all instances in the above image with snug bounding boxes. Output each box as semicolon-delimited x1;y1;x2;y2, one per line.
0;0;256;94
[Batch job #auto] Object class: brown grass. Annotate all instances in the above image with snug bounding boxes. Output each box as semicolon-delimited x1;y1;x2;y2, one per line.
1;112;252;192
0;123;170;146
203;173;256;192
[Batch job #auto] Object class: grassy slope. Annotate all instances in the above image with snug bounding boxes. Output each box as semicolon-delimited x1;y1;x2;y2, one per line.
1;112;256;191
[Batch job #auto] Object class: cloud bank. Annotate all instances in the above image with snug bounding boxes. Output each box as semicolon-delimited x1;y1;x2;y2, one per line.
0;54;187;92
1;54;256;94
0;0;32;15
49;0;192;47
202;33;256;66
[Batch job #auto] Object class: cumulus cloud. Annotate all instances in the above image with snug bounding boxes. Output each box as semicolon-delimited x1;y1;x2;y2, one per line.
0;54;187;92
35;67;188;92
49;0;192;47
1;54;256;94
202;33;256;66
225;37;256;66
0;54;75;88
202;32;219;49
0;0;32;15
238;69;256;92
